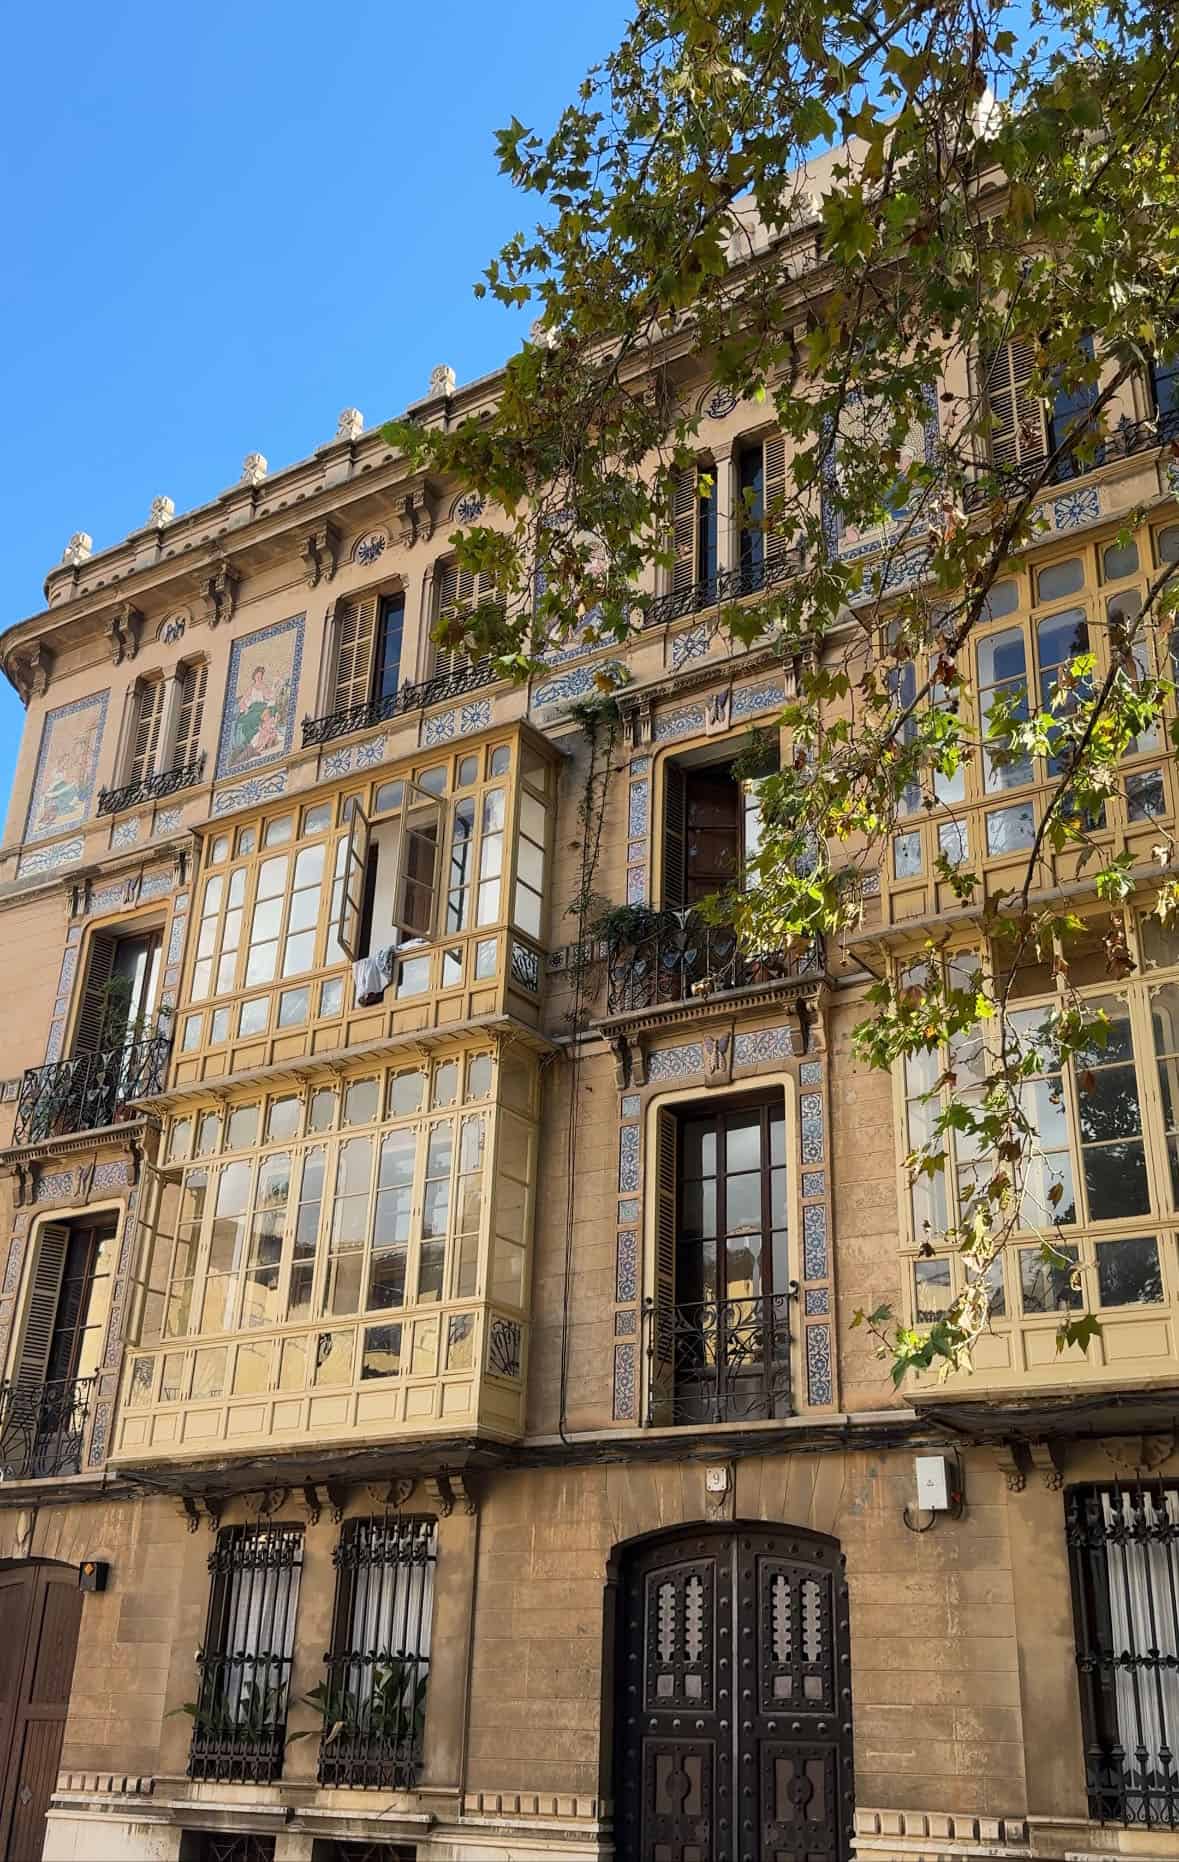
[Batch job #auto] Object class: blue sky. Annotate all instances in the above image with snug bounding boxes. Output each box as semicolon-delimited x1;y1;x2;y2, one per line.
0;0;631;816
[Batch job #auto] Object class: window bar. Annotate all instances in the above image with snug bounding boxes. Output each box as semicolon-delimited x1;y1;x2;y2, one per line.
1067;1481;1179;1827
189;1525;303;1784
319;1516;435;1789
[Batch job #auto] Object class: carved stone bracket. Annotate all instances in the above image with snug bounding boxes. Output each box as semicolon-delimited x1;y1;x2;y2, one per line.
181;1493;225;1533
424;1476;453;1518
620;694;654;748
448;1472;477;1515
325;1479;348;1523
992;1444;1026;1493
704;1027;734;1085
203;561;240;630
704;685;732;735
8;642;54;703
394;482;438;550
608;1034;630;1089
301;522;340;589
106;603;143;666
302;1481;322;1526
1026;1440;1066;1491
386;1477;416;1510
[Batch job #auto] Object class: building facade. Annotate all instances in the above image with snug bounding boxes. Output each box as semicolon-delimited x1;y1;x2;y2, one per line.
0;325;1176;1862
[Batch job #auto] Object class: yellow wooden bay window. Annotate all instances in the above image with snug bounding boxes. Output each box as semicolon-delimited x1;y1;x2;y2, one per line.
897;907;1179;1393
114;1041;538;1463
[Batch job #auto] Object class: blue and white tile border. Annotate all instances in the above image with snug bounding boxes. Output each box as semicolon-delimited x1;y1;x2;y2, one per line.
212;769;289;817
614;1096;644;1420
626;754;651;906
17;835;85;879
797;1054;834;1406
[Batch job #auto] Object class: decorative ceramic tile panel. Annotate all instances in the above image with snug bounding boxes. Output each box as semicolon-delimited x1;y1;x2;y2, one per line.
671;624;710;669
653;705;705;743
613;1343;637;1421
626;867;648;904
628;781;650;838
111;816;142;849
804;1288;830;1316
215;614;303;779
733;1026;794;1066
614;1310;636;1336
66;926;81;946
621;1093;641;1119
646;1042;704;1080
631;756;651;775
355;735;389;769
17;836;84;877
806;1325;833;1405
619;1124;640;1192
802;1170;826;1199
731;679;784;720
323;747;354;778
614;1228;633;1303
212;770;288;816
88;881;126;914
618;1199;639;1224
800;1091;824;1163
627;840;645;863
35;1171;75;1203
93;1161;132;1191
24;690;109;845
153;806;183;837
139;870;174;903
45;1020;64;1061
803;1204;829;1280
3;1239;24;1295
87;1401;111;1469
168;915;187;964
799;1060;823;1087
616;1231;638;1303
533;661;623;709
1052;485;1101;530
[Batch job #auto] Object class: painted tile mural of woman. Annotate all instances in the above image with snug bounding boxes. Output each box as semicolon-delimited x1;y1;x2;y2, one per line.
24;693;108;843
216;617;303;779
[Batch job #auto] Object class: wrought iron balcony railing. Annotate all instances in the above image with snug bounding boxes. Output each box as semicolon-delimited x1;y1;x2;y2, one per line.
97;753;206;817
316;1650;429;1789
604;908;823;1017
302;659;496;748
0;1375;96;1478
963;405;1179;511
187;1652;293;1784
638;546;807;631
645;1292;794;1425
13;1026;172;1147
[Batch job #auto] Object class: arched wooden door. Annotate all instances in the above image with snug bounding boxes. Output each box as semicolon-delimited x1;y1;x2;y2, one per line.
611;1524;853;1862
0;1562;83;1862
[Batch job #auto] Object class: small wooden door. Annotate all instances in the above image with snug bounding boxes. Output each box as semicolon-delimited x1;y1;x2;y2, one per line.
0;1563;83;1862
612;1524;854;1862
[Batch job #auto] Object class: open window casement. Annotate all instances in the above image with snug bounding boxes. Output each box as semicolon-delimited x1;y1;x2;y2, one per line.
334;802;372;961
391;784;444;939
124;1167;178;1347
985;336;1046;473
662;764;688;909
431;561;498;678
648;1108;678;1425
73;932;118;1055
671;467;702;593
761;434;787;565
11;1223;70;1388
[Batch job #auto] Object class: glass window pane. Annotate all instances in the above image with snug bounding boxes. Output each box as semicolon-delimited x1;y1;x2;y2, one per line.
1096;1236;1162;1306
986;803;1035;856
362;1323;403;1379
263;814;293;847
1019;1244;1081;1313
1103;539;1138;579
1037;557;1083;601
914;1257;952;1322
278;986;309;1027
343;1078;378;1126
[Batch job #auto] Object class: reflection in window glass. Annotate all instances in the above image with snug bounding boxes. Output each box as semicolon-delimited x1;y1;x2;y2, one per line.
1103;538;1139;579
981;580;1018;621
1158;525;1179;565
308;1088;335;1133
1037;557;1083;602
210;1007;230;1044
419;1125;453;1301
1127;770;1166;821
302;802;332;835
326;1138;372;1314
362;1323;402;1379
388;1070;426;1116
1154;982;1179;1204
514;790;547;940
904;1049;947;1237
320;975;345;1018
195;1111;220;1156
457;754;478;788
288;1147;325;1319
245;855;289;986
239;997;268;1037
474;937;497;979
979;628;1032;792
1020;1244;1081;1313
432;1060;458;1108
1037;607;1090;774
490;744;511;776
182;1015;202;1052
1072;996;1150;1221
914;1257;952;1323
374;780;404;815
1096;1236;1162;1306
192;1347;226;1398
467;1053;493;1099
396;955;430;997
967;1255;1006;1318
894;831;922;879
267;1096;300;1143
243;1150;289;1328
986;803;1035;856
343;1078;378;1127
447;796;476;932
264;815;293;847
237;826;257;856
278;986;309;1028
226;1104;259;1150
369;1128;414;1311
477;789;505;925
168;1117;193;1163
938;821;968;868
209;834;230;864
314;1329;354;1385
282;842;324;977
447;1312;475;1369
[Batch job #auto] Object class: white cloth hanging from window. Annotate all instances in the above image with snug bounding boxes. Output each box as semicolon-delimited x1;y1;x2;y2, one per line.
352;945;397;1007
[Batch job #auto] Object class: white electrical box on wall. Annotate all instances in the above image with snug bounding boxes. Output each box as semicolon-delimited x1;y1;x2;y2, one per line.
914;1455;953;1511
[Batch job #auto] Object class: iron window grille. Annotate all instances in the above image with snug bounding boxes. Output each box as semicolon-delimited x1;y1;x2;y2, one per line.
302;660;495;748
311;1844;419;1862
180;1838;276;1862
188;1524;303;1784
1067;1481;1179;1828
604;910;823;1016
318;1516;436;1789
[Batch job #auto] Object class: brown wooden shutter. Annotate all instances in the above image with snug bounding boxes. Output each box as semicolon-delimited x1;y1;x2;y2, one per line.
72;933;117;1055
671;468;699;592
172;660;208;769
14;1224;70;1389
649;1108;678;1425
986;337;1044;472
662;763;687;908
331;595;379;710
128;679;165;784
431;562;496;676
763;433;787;565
